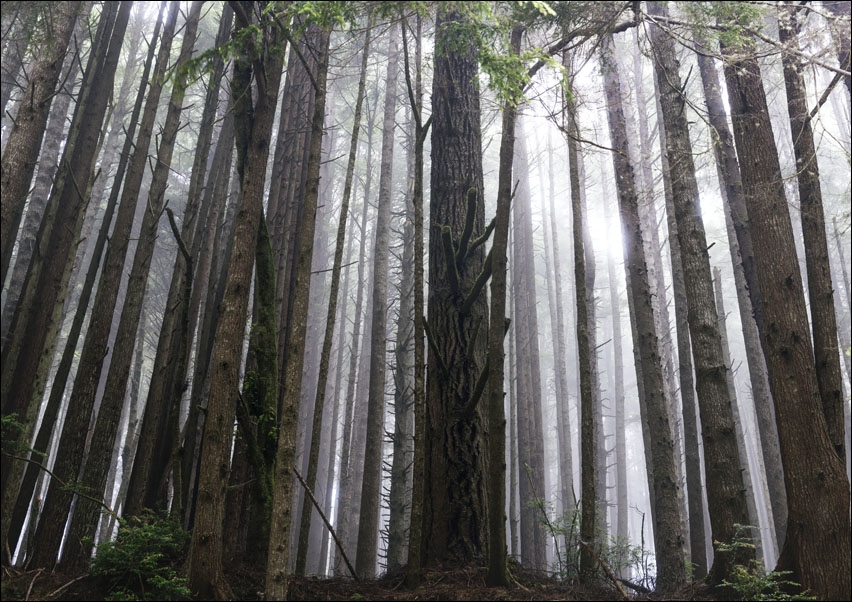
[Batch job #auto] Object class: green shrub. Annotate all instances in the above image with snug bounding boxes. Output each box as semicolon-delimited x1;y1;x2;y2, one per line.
90;511;191;601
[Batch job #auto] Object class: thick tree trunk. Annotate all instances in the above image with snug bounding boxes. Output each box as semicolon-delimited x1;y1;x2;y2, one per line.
722;40;851;601
648;5;753;583
422;6;489;568
694;40;786;553
600;33;686;593
779;5;846;465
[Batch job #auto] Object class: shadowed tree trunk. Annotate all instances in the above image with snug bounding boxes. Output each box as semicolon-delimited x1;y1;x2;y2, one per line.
722;37;851;601
779;3;846;465
421;5;489;568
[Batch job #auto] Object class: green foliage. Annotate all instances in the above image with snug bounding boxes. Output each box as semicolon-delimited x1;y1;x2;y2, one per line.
90;511;191;601
717;525;815;601
0;413;41;458
680;1;766;50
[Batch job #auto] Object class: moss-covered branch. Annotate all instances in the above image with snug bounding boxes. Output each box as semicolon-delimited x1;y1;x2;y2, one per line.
461;249;493;314
466;217;496;259
423;318;448;377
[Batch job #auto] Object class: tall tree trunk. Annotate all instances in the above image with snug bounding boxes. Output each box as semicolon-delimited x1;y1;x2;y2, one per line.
0;1;82;282
58;2;203;571
484;23;522;588
695;39;787;553
600;33;686;593
125;3;232;518
512;118;547;571
188;3;287;597
421;5;489;568
722;39;851;601
357;25;399;578
265;19;330;600
779;4;846;465
295;22;371;576
0;6;146;560
649;4;753;583
563;70;597;579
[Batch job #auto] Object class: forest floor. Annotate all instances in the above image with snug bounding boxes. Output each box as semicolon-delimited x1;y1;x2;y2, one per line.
1;562;727;601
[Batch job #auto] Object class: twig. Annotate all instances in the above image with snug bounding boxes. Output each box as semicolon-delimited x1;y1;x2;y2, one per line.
25;568;43;601
577;539;629;600
44;575;87;599
165;207;191;264
293;466;358;581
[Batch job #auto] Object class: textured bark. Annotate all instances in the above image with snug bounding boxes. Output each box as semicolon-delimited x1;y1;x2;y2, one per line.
265;21;330;600
722;40;851;601
695;41;786;552
188;3;287;597
421;6;489;567
0;1;81;282
600;33;686;593
0;10;29;129
0;7;142;561
649;4;753;583
4;2;131;569
356;25;399;578
779;5;846;465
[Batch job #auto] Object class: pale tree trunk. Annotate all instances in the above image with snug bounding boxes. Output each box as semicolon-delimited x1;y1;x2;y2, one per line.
357;25;399;578
600;33;686;593
512;118;547;571
722;39;851;601
295;22;371;576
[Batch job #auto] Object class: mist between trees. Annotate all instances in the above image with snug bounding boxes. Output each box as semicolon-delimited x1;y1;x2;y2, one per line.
0;1;849;600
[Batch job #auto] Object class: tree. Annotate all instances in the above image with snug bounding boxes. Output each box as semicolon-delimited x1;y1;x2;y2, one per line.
421;4;490;567
188;2;288;597
647;2;752;582
600;31;687;593
722;33;851;601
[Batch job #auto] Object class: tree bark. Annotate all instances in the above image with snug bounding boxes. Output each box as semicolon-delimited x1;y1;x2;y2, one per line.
722;39;851;601
600;33;686;593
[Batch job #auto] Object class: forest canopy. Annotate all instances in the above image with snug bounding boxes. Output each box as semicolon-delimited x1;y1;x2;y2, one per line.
0;1;850;600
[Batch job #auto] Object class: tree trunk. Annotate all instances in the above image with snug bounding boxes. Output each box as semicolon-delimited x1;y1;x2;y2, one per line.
265;19;330;600
4;2;132;569
0;1;82;282
722;39;851;601
421;5;489;568
694;39;787;553
648;5;753;583
779;4;846;465
188;3;287;597
512;118;547;571
356;25;399;578
600;33;686;593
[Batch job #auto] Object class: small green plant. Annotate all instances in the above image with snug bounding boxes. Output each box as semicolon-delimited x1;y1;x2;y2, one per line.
90;510;191;601
718;525;815;601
